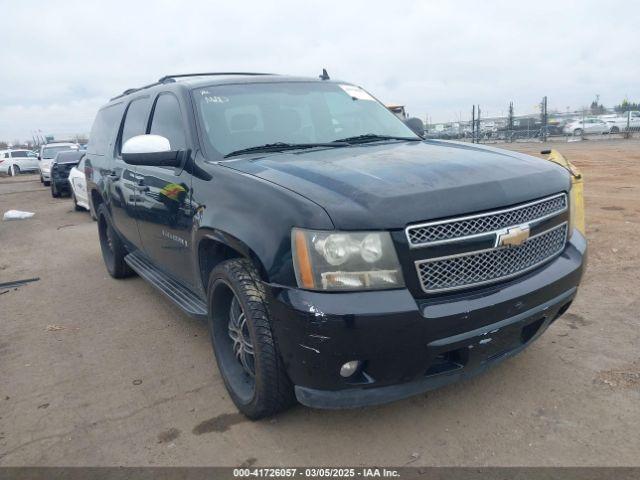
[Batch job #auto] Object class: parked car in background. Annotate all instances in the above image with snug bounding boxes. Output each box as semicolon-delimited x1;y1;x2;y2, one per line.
386;104;407;119
68;154;91;212
38;142;77;185
0;149;39;176
50;150;84;198
604;111;640;133
563;118;609;136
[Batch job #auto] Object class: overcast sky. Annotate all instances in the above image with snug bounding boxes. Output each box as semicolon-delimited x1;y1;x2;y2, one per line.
1;0;638;142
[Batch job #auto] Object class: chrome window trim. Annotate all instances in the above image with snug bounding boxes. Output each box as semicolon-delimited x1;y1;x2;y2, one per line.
405;192;568;248
415;222;568;294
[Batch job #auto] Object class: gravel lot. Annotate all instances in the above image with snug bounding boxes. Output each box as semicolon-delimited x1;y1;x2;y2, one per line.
1;140;638;466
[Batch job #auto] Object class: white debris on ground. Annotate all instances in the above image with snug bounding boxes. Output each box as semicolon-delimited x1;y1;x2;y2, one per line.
3;210;35;221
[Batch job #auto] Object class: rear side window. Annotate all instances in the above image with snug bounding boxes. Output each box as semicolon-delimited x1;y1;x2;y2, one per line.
119;97;151;154
87;103;124;155
149;94;187;150
11;151;28;158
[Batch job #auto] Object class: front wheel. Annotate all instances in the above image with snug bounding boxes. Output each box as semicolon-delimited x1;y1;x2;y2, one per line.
10;165;20;176
208;259;295;419
573;128;583;136
51;182;60;198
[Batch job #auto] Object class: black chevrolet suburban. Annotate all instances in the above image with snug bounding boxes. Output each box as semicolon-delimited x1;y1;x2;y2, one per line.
85;72;586;419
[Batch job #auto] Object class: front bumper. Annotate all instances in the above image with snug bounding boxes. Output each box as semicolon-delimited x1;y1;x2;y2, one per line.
41;169;51;180
52;178;70;191
268;231;586;409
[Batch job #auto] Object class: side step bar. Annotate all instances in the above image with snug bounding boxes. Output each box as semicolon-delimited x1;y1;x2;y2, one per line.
124;251;207;320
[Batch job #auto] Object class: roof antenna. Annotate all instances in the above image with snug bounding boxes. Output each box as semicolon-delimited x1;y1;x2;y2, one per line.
319;68;330;80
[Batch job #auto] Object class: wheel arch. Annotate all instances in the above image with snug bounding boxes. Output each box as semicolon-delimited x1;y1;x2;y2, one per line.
195;228;269;294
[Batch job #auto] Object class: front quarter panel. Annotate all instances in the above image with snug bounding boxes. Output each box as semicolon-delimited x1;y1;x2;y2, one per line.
191;158;335;290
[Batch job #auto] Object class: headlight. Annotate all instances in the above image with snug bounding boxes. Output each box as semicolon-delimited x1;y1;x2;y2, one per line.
292;228;404;291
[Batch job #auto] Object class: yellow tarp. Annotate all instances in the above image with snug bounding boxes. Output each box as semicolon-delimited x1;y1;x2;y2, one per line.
543;149;585;236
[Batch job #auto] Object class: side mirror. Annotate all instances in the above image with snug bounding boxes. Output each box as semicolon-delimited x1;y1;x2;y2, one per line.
121;135;181;167
404;117;425;137
37;155;41;161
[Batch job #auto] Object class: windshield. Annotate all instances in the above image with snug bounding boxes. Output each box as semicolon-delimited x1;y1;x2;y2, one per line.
43;146;72;159
193;82;418;158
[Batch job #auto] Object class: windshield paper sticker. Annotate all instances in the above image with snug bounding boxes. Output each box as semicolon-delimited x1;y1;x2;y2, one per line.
204;95;229;104
339;84;375;101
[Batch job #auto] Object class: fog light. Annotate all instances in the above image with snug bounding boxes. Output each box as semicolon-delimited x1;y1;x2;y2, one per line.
340;360;361;378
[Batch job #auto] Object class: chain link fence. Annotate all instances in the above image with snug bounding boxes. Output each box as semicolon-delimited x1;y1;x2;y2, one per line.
423;100;640;144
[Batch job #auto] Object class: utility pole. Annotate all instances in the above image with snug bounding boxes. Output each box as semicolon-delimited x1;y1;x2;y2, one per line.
472;105;476;143
508;101;514;143
540;96;548;142
626;110;631;140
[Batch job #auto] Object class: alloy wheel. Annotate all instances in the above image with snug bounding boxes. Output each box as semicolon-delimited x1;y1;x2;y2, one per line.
227;295;255;377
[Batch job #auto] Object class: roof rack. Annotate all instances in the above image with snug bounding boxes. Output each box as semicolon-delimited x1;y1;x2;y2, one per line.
110;81;162;101
110;72;277;101
158;72;276;83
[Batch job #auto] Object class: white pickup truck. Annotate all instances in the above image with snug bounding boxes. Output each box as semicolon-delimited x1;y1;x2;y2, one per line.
604;111;640;133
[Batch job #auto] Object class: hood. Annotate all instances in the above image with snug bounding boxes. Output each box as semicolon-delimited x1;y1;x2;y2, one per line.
222;140;571;230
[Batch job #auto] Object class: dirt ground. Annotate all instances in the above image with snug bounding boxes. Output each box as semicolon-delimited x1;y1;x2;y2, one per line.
0;140;638;466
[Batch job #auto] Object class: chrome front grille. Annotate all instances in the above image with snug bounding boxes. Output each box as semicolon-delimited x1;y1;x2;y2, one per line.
406;193;567;247
415;223;568;293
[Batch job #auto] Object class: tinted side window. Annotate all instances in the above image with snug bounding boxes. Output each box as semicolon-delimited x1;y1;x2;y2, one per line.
150;94;186;150
11;151;28;158
119;97;151;154
87;103;124;156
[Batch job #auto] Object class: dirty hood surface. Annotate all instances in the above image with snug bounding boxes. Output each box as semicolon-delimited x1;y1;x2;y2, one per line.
222;140;570;230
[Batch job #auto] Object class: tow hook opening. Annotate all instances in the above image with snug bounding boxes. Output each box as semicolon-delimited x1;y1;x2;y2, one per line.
425;349;467;377
552;300;573;324
521;317;546;344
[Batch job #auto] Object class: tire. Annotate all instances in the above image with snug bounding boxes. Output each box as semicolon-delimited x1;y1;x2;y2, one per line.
10;165;20;176
573;128;583;136
97;204;134;278
43;180;50;186
72;191;83;211
51;182;60;198
610;126;620;134
208;258;295;419
40;174;44;183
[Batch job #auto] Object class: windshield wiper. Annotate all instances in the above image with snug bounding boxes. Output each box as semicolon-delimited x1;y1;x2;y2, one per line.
224;142;348;158
333;133;421;144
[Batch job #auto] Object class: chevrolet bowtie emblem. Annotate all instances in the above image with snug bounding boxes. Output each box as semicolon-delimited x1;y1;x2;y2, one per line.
496;225;530;248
